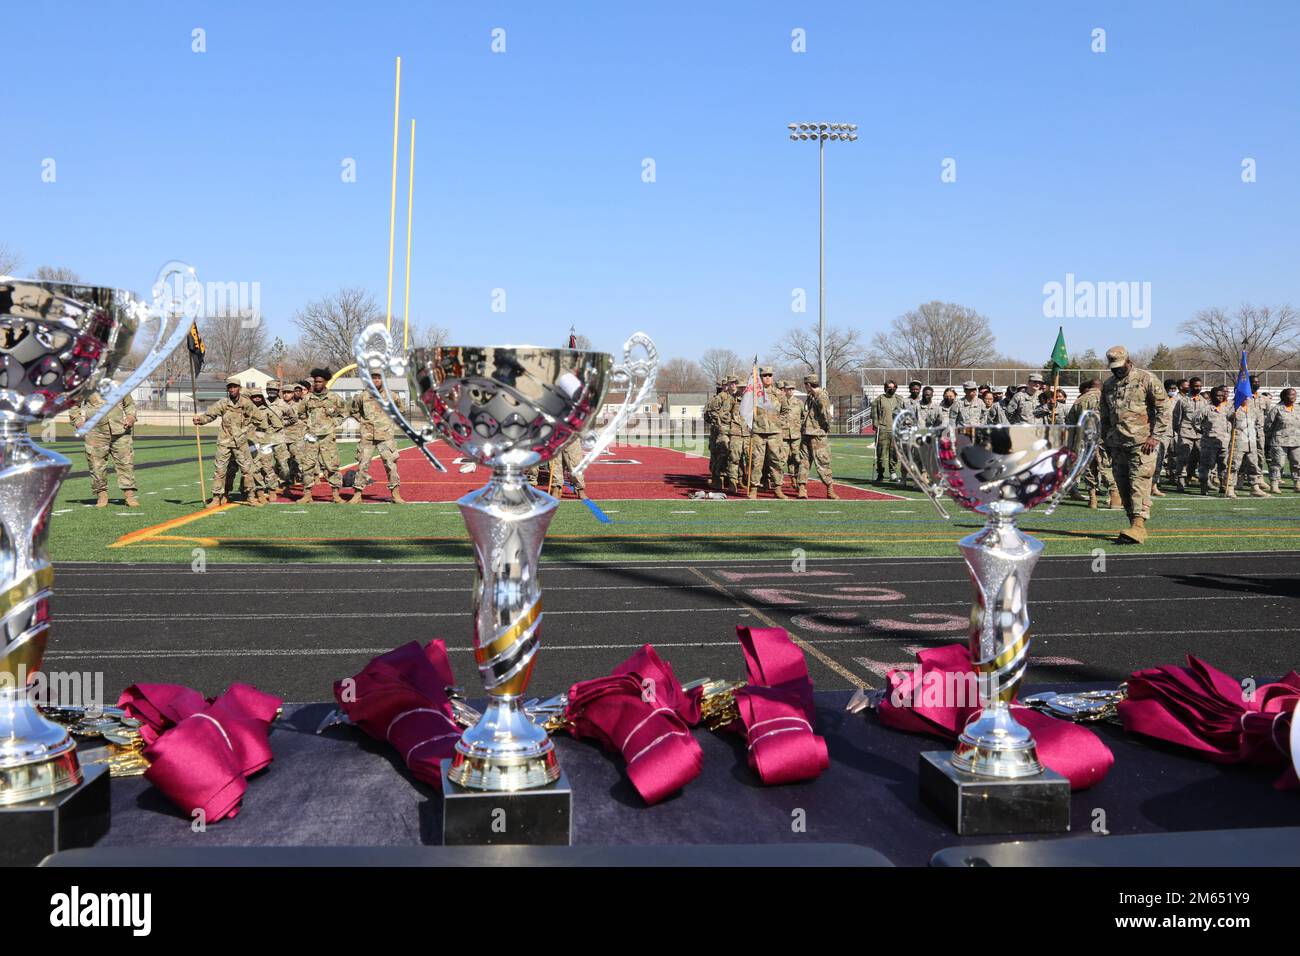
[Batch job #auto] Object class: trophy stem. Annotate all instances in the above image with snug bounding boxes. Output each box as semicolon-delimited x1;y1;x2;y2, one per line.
0;432;84;805
448;465;561;791
951;505;1044;779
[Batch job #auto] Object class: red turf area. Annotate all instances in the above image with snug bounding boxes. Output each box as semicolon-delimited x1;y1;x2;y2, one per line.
279;443;899;502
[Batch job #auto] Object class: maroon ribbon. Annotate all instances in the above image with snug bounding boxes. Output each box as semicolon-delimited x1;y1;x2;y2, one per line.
564;644;704;805
726;626;829;785
876;644;1115;790
117;682;282;822
333;639;462;788
1119;655;1300;789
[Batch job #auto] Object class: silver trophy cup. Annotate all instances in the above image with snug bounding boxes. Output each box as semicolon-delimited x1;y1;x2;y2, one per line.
893;409;1098;779
0;277;189;804
355;326;658;790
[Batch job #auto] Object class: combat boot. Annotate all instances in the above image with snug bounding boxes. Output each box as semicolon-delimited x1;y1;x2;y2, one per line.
124;491;140;508
576;488;587;500
209;494;224;508
1088;489;1098;509
248;492;264;507
348;488;365;504
796;484;808;499
300;492;315;504
391;489;406;504
1271;479;1281;494
95;492;109;508
747;486;758;500
331;490;346;504
1151;485;1165;497
774;486;789;500
825;482;840;500
1225;486;1238;499
1117;516;1147;545
1107;490;1122;509
1175;478;1187;493
1252;484;1271;498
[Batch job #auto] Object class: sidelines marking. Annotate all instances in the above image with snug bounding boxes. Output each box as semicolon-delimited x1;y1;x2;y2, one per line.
687;566;869;689
110;502;240;548
583;498;613;524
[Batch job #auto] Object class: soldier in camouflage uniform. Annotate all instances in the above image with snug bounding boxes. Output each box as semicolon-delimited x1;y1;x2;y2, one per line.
871;380;902;483
1198;386;1231;494
1266;387;1299;493
798;373;837;499
1169;379;1206;493
558;434;587;499
722;376;750;493
350;370;405;503
929;387;956;428
1005;374;1042;424
1066;379;1115;509
1099;346;1172;543
264;381;294;496
282;382;309;491
952;381;986;428
1228;397;1271;497
983;390;1009;424
899;380;923;419
69;391;139;507
297;368;347;503
193;375;261;507
780;381;803;490
748;367;787;499
703;380;728;489
246;391;281;505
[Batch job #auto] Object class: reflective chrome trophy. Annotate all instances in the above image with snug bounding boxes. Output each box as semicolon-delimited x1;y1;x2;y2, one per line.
893;409;1098;834
0;277;188;860
355;326;657;796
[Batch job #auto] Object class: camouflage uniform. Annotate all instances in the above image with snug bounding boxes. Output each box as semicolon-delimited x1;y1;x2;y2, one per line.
722;384;750;489
298;389;347;496
1265;400;1300;488
559;435;586;497
780;385;803;483
1066;389;1113;499
247;399;282;497
266;389;294;488
703;385;728;486
1004;388;1037;425
1100;362;1172;531
951;393;986;427
196;393;258;501
871;390;901;480
351;388;401;496
69;394;137;501
748;370;786;497
282;392;308;487
1198;400;1231;491
1170;393;1205;489
1229;402;1268;491
798;382;835;496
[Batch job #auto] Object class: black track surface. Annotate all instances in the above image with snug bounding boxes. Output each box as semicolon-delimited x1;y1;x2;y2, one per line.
48;552;1300;701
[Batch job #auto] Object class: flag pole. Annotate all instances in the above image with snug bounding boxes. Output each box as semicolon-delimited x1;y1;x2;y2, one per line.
1051;369;1060;424
385;56;402;333
189;363;207;505
1223;420;1237;496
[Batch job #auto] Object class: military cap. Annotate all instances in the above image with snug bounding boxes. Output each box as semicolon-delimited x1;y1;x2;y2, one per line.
225;375;241;386
803;373;818;385
759;366;774;376
1106;345;1129;368
1027;373;1046;385
266;379;281;390
962;380;978;390
908;379;922;387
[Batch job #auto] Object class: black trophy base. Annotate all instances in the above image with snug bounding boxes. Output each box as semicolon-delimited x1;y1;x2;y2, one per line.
440;759;572;846
0;762;111;866
919;750;1070;836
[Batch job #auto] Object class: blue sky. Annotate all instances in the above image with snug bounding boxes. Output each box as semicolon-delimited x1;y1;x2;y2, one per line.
3;1;1297;365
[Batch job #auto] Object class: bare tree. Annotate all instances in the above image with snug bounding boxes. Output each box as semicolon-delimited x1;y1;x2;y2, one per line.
1177;304;1300;371
201;311;270;377
658;357;709;394
33;265;81;283
771;323;864;387
699;348;744;384
291;287;381;371
408;319;450;350
870;302;998;372
0;243;21;277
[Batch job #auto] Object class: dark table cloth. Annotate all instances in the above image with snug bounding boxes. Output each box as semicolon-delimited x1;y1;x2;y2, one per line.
92;690;1298;867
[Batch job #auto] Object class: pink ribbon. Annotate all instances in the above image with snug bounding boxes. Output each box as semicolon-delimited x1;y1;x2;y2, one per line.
117;682;282;822
564;644;703;805
727;626;829;785
876;644;1114;790
334;640;461;788
1119;655;1300;789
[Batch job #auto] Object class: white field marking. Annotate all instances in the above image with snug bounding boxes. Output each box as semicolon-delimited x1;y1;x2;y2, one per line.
890;510;916;514
1166;507;1190;511
670;510;696;514
53;509;74;515
281;510;307;514
162;487;173;491
362;510;389;514
746;510;770;514
818;511;842;514
145;491;158;495
114;513;147;517
58;583;723;596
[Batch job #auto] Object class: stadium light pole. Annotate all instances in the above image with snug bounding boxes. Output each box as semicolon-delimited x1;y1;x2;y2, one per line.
789;122;858;390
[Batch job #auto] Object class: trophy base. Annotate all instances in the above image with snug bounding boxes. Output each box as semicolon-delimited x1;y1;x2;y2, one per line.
446;746;561;792
440;759;572;846
919;750;1069;836
0;761;110;866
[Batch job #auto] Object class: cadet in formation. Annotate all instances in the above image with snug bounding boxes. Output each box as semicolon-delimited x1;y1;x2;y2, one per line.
748;367;786;499
871;380;901;483
780;380;803;491
70;389;139;508
246;389;282;505
264;381;295;497
350;370;405;504
1066;379;1116;509
193;376;261;507
1169;377;1206;492
298;368;347;503
798;373;837;499
1099;346;1172;544
703;379;728;488
1267;387;1300;493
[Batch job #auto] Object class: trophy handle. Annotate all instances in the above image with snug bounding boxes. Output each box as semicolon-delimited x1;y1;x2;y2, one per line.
892;408;950;519
75;294;189;437
353;323;448;473
572;332;658;477
1042;408;1100;516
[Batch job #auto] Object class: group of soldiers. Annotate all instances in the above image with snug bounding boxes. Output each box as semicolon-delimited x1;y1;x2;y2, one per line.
702;368;837;499
191;369;404;505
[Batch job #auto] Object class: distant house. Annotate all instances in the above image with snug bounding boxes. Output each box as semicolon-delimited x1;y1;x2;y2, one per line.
664;392;707;418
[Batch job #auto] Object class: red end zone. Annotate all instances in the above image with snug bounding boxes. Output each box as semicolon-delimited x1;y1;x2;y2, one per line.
283;443;901;502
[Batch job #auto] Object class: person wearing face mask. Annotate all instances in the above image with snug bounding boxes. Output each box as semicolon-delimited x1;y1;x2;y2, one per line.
1266;387;1299;493
871;380;902;483
1199;386;1231;494
1148;379;1180;497
1229;394;1271;497
1170;377;1206;493
1099;346;1172;543
929;387;957;428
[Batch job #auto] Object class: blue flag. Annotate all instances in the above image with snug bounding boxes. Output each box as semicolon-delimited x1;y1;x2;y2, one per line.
1233;351;1252;409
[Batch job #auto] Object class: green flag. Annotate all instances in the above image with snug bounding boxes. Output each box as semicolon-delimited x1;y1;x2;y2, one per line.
1049;327;1068;373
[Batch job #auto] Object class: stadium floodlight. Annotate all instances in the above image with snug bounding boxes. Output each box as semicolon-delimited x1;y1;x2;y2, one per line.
787;121;858;389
